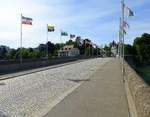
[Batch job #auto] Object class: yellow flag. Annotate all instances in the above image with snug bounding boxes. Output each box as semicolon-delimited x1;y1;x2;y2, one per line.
47;24;54;32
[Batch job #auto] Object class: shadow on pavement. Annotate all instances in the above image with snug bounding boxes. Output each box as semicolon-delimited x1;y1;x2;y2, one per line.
67;79;90;83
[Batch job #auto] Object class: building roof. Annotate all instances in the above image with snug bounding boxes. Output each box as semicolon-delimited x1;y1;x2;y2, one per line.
58;45;79;53
63;45;74;50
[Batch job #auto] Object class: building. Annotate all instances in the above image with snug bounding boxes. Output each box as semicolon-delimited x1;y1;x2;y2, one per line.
0;45;10;59
58;45;80;57
109;40;119;57
111;46;118;56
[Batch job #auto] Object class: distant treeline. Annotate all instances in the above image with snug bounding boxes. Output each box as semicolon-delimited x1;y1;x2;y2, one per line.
0;39;102;61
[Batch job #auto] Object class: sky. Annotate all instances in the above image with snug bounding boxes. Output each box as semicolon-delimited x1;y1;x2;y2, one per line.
0;0;150;49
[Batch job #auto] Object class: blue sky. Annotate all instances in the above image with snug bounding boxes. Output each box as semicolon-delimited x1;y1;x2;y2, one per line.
0;0;150;49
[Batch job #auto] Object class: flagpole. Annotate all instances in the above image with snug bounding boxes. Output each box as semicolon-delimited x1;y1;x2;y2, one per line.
118;21;120;57
121;0;125;79
60;30;62;44
20;14;23;65
70;34;71;40
92;47;93;56
91;43;93;56
46;24;49;59
97;46;98;56
89;43;90;56
119;18;121;58
84;41;86;56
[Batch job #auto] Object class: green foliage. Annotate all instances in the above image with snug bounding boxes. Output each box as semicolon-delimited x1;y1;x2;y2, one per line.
136;66;150;85
133;33;150;65
30;51;41;58
47;42;55;55
104;45;112;57
0;46;7;59
21;48;30;58
55;43;64;50
7;49;16;59
124;44;136;55
84;48;91;56
66;40;75;45
0;38;103;60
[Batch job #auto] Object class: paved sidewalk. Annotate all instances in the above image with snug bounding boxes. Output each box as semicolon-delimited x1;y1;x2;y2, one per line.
44;58;130;117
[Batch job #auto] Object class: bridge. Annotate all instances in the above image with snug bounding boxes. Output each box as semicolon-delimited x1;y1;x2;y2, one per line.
0;58;149;117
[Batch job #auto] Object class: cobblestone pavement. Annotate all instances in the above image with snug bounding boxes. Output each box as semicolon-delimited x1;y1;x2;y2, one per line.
0;58;111;117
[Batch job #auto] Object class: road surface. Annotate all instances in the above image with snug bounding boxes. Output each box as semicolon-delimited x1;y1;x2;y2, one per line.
0;58;111;117
44;58;130;117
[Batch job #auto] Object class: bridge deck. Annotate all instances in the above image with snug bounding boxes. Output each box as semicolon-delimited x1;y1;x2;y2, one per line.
0;58;110;117
44;58;130;117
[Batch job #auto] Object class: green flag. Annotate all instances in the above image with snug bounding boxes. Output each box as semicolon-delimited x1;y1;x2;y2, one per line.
61;31;68;36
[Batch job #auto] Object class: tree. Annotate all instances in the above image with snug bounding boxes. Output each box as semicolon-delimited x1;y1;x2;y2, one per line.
31;51;41;58
53;43;64;57
104;45;112;57
0;46;8;59
124;44;136;55
39;44;46;52
66;40;75;45
133;33;150;64
7;49;17;59
21;48;30;59
47;41;55;55
82;39;93;56
54;43;64;50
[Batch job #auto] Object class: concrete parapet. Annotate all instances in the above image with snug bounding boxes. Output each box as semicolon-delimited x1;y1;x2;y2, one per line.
124;62;150;117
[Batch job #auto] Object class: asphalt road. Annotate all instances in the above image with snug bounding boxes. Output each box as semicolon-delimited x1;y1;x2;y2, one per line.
44;58;130;117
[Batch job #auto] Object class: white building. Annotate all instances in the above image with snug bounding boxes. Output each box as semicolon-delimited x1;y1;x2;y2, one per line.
58;45;80;57
111;46;118;57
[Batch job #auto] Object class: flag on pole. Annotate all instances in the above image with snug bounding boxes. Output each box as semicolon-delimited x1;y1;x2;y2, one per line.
123;29;127;35
123;20;130;28
124;6;134;17
70;34;75;39
47;24;55;32
119;28;127;36
22;16;33;25
61;31;68;36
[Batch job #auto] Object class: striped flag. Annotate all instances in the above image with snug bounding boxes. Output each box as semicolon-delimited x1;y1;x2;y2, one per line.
123;20;130;28
22;16;33;25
